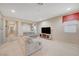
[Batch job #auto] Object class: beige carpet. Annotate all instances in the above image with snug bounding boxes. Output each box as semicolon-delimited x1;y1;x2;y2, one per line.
31;37;79;56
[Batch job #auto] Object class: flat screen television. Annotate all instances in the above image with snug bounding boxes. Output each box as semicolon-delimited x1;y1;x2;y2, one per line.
41;27;51;34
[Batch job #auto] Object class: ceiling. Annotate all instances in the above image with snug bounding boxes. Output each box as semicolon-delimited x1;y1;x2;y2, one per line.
0;3;79;22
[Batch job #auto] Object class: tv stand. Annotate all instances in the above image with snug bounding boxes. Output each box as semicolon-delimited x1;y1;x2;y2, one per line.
40;33;52;40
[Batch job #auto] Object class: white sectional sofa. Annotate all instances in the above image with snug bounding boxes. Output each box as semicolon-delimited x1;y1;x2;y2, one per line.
25;37;41;55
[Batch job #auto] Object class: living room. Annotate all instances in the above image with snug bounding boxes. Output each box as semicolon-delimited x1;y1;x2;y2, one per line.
0;3;79;56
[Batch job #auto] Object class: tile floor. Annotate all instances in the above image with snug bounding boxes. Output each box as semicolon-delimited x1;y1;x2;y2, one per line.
31;37;79;56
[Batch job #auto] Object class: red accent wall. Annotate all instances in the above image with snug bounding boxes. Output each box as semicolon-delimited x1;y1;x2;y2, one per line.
62;12;79;22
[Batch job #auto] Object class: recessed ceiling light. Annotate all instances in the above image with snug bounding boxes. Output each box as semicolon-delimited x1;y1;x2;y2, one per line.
11;9;16;13
66;8;72;11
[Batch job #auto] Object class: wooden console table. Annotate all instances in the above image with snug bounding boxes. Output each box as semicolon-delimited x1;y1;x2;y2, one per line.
40;33;52;40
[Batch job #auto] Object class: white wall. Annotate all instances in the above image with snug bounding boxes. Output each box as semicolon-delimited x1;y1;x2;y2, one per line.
37;16;79;44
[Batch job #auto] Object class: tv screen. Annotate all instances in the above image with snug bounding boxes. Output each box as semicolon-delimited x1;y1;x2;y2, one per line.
41;27;51;34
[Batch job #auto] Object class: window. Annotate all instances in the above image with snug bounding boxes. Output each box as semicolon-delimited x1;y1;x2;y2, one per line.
63;20;78;33
22;24;31;32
